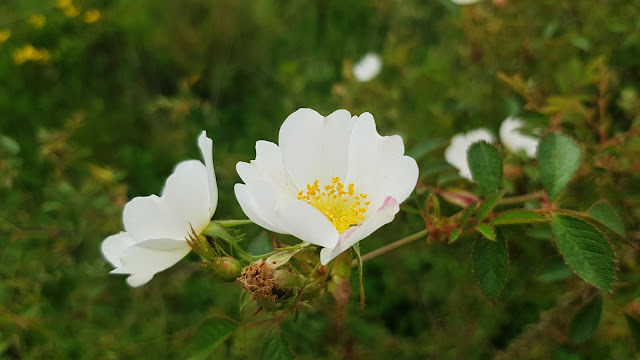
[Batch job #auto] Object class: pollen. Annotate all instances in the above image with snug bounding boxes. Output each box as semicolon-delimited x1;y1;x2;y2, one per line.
297;177;369;233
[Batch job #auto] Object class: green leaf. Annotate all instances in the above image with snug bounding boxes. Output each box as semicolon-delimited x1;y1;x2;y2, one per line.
460;201;477;228
476;189;506;223
624;314;640;350
449;229;462;243
261;327;294;360
467;141;503;195
187;317;238;360
491;209;548;225
551;215;616;292
472;229;508;301
476;224;496;241
408;138;446;160
569;294;602;343
537;133;581;201
588;200;625;235
536;262;573;282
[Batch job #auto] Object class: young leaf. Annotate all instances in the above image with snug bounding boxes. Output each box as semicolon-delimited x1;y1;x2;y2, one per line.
467;141;503;195
551;215;616;292
460;201;477;228
537;133;581;201
491;209;548;225
476;224;496;241
449;229;462;243
472;229;508;301
588;200;625;235
261;327;294;360
187;317;238;360
569;294;603;343
476;189;506;223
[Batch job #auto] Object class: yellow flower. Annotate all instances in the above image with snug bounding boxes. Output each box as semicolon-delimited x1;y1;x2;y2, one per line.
28;14;46;29
56;0;72;9
63;6;79;18
0;30;10;45
12;44;51;65
83;9;101;24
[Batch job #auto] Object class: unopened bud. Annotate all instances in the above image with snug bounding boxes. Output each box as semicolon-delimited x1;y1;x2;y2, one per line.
203;256;242;282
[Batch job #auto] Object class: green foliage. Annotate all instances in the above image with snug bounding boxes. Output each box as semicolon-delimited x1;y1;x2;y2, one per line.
261;328;294;360
476;223;496;241
491;210;548;225
467;141;503;195
471;229;508;302
551;215;616;292
187;317;238;360
588;200;625;236
625;314;640;350
569;294;602;344
537;133;581;201
476;189;506;223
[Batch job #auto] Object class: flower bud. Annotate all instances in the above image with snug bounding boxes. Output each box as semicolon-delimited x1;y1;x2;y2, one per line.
203;256;242;282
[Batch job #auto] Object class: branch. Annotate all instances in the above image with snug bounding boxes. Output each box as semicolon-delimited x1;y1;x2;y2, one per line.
351;229;428;267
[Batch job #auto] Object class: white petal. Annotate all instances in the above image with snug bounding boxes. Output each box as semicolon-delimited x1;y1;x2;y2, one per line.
237;140;298;202
444;128;494;180
499;117;539;158
110;238;191;287
123;161;210;241
320;196;399;265
279;108;357;190
234;182;287;233
198;131;218;216
274;199;339;249
162;160;211;234
345;113;419;211
353;53;382;82
101;232;135;268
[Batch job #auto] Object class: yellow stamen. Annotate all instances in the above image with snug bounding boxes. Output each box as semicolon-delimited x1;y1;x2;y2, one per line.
297;177;369;233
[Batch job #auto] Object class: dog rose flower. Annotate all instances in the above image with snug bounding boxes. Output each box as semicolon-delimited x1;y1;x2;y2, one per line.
445;128;495;180
101;131;217;286
235;109;418;265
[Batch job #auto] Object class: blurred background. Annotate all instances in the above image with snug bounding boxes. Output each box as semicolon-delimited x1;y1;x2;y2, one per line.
1;0;640;358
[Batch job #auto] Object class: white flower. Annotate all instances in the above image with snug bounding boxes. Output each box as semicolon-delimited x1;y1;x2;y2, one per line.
451;0;483;4
101;131;217;287
499;117;539;158
235;109;418;265
445;128;495;180
352;53;382;82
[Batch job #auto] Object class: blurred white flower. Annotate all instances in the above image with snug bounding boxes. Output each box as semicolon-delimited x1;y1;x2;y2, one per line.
101;131;217;287
499;117;539;158
235;109;418;265
445;128;495;180
451;0;483;4
352;53;382;82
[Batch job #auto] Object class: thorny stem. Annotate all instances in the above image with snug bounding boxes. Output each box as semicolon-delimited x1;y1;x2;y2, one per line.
351;229;429;267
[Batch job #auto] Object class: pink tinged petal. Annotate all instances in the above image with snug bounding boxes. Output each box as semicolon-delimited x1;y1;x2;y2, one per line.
320;196;399;265
198;131;218;216
101;232;135;268
110;238;191;287
234;183;288;234
237;140;299;202
274;199;340;249
279;108;357;189
344;113;419;210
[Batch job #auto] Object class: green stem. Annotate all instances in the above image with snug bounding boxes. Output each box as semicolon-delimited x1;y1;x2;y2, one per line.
351;229;428;267
213;219;254;227
497;190;545;206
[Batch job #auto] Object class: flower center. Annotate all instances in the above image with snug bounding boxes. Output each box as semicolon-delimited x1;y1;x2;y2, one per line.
297;177;370;233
